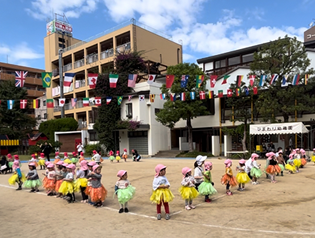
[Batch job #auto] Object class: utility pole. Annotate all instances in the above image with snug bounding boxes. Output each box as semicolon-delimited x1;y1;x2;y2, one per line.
59;48;64;118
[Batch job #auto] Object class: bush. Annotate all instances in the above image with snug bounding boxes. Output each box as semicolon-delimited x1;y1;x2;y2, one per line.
84;143;102;156
176;150;214;158
29;145;41;155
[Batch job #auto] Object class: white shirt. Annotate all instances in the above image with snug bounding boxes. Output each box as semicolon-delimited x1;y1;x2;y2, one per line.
194;167;204;184
152;176;170;191
245;158;259;173
47;171;56;180
65;172;74;180
77;144;83;152
92;153;101;162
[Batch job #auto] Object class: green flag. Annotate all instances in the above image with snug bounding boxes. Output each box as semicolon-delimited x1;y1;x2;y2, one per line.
41;72;52;88
117;96;123;105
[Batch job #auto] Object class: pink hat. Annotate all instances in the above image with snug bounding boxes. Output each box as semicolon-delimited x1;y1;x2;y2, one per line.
266;152;275;160
300;149;305;155
64;152;68;156
93;150;97;154
14;155;19;160
109;151;114;156
55;152;59;155
56;161;64;165
62;163;68;167
116;150;120;155
72;151;77;156
204;161;212;171
29;162;36;167
124;148;127;152
224;159;232;167
292;149;296;155
88;161;96;167
313;148;315;151
239;159;246;164
251;153;259;161
45;161;50;166
40;153;45;157
7;154;12;159
31;154;35;157
80;152;84;156
117;170;127;180
93;164;100;172
66;164;72;169
155;164;166;177
181;167;191;178
295;148;300;151
47;164;54;168
13;160;20;169
278;150;283;154
80;160;88;171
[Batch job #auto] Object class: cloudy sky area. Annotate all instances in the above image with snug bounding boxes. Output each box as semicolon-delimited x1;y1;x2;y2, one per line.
0;0;314;69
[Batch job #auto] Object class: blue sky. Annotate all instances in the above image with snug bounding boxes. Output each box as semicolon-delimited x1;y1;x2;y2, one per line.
0;0;314;70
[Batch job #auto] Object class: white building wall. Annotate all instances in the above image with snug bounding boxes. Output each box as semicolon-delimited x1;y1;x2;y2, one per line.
35;95;47;130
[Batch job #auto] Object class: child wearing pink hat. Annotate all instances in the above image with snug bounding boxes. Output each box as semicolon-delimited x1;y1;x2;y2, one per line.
79;152;85;163
198;162;217;202
293;149;302;170
64;152;71;164
122;149;128;162
8;160;26;190
236;159;251;191
221;159;237;195
54;152;60;165
115;170;136;213
245;153;262;185
85;165;107;207
92;150;101;165
43;163;56;196
266;152;281;183
25;162;41;192
179;167;199;210
55;161;66;198
59;164;76;203
75;160;89;203
109;151;115;162
300;149;307;168
29;154;38;168
116;150;121;163
7;154;13;172
150;164;174;220
285;155;296;174
38;153;46;170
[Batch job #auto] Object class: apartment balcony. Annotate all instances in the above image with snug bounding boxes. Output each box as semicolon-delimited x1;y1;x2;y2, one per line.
116;42;131;54
100;48;114;60
63;63;72;72
0;73;42;86
27;89;44;98
86;54;98;64
78;121;87;130
74;59;85;69
52;84;74;97
88;123;95;130
75;80;86;89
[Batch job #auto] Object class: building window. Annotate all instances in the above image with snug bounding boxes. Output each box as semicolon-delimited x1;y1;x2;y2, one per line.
228;56;240;66
128;131;148;137
89;131;98;141
126;103;132;118
214;59;226;68
37;115;41;120
155;108;161;115
43;100;46;106
242;53;254;63
44;113;47;119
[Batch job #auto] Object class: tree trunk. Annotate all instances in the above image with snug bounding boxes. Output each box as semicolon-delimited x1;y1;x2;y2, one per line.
187;117;193;152
242;123;247;151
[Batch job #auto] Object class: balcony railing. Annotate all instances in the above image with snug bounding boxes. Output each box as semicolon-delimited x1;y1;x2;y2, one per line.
86;54;98;64
78;121;87;130
74;59;84;69
100;48;114;59
52;84;74;97
63;63;72;72
116;42;131;54
75;80;86;89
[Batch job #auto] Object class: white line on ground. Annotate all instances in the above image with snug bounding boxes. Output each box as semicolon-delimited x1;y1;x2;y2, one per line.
1;183;314;236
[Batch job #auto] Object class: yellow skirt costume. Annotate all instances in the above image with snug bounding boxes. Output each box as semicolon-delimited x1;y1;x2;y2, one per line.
58;181;75;195
236;172;251;184
311;155;315;162
285;164;296;173
75;178;88;188
150;188;175;204
38;159;45;166
64;159;71;164
8;173;26;185
116;156;121;161
293;159;301;168
178;186;199;200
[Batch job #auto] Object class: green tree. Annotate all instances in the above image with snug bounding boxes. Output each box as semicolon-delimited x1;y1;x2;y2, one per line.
94;51;146;151
0;80;36;139
250;35;315;122
156;63;208;151
39;117;78;142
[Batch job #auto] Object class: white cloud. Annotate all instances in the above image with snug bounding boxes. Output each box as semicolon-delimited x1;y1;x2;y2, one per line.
0;42;43;64
183;53;194;62
26;0;100;20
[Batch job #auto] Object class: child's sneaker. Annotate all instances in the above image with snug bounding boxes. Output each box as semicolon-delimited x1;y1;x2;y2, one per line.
205;198;212;203
124;208;129;213
157;213;162;220
119;208;124;213
165;214;170;220
185;205;191;210
189;205;196;209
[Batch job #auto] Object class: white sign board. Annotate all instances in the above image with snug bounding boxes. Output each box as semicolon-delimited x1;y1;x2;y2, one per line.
250;122;309;135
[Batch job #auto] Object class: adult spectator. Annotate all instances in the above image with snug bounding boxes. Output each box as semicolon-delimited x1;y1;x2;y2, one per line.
270;142;275;152
132;149;141;161
0;156;9;174
77;142;84;154
40;142;53;161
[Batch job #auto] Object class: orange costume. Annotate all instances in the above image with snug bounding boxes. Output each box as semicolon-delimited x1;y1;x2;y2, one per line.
221;167;238;187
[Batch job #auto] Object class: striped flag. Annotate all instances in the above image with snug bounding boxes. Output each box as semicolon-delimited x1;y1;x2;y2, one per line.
209;91;214;99
292;74;300;85
7;100;14;110
236;88;240;96
160;94;165;100
128;74;137;87
259;75;266;87
71;98;77;108
150;94;155;103
196;75;204;88
180;92;186;101
270;74;278;85
236;75;243;87
83;98;89;107
282;75;287;86
190;92;195;100
106;96;112;104
218;90;223;98
33;99;40;109
305;74;309;85
64;73;75;87
109;74;119;88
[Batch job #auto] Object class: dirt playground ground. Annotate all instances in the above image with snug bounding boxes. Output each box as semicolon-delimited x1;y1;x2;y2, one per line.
0;157;315;238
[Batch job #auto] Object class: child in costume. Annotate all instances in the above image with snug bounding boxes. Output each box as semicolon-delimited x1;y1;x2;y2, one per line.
86;165;107;207
75;160;89;203
115;170;136;213
276;150;285;176
86;161;96;205
221;159;237;195
198;161;216;202
116;150;121;163
236;159;251;191
29;154;38;168
24;162;41;192
312;148;315;164
54;152;60;164
42;161;50;187
64;152;71;164
79;152;85;163
92;150;101;165
38;153;46;170
122;149;128;162
194;155;206;191
8;160;26;190
293;149;301;171
55;161;66;198
7;154;13;173
300;149;307;168
71;152;78;165
43;163;56;196
265;152;281;183
59;164;76;203
285;155;296;174
150;164;174;220
179;167;199;210
109;151;115;163
245;153;262;185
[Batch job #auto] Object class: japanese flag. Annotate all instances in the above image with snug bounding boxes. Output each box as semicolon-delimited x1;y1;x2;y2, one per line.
59;98;65;107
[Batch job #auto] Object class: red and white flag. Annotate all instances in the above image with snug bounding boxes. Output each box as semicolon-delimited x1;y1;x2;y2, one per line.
20;99;27;109
253;86;258;95
128;74;137;87
180;92;186;101
64;73;75;87
227;89;233;97
59;98;65;107
88;73;98;89
106;97;112;105
147;74;156;85
199;91;206;100
249;75;255;86
109;74;119;88
210;75;217;88
95;97;101;106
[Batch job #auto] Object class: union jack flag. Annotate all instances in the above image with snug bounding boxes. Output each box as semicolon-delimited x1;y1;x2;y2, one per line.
15;71;28;87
